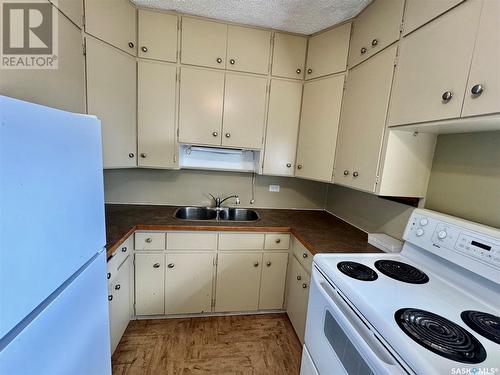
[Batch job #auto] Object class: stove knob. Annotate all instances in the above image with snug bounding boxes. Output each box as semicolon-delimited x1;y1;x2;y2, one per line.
420;218;429;226
438;230;447;240
416;228;424;237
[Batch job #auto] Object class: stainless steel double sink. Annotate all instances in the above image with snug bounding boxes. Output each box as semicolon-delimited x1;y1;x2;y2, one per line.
173;206;260;222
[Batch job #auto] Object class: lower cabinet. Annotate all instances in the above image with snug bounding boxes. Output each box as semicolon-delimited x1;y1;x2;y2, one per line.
135;253;165;316
259;252;289;310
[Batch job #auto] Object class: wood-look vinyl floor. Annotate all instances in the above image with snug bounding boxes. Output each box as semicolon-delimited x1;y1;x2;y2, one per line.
112;313;303;375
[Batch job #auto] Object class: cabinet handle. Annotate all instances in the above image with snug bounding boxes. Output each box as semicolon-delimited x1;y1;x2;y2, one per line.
353;171;359;177
128;42;134;48
266;261;272;267
128;153;135;158
114;284;121;290
108;295;113;301
121;247;127;253
302;252;308;259
212;131;219;137
140;153;147;158
167;263;175;269
343;170;349;176
371;39;378;47
275;238;281;244
297;164;303;170
216;57;223;64
229;58;236;65
296;275;302;281
141;46;148;53
225;133;231;138
153;263;161;268
307;68;312;74
302;283;308;289
361;47;367;54
286;163;292;168
441;91;453;103
471;84;484;97
107;272;111;279
296;68;302;74
253;261;260;267
145;237;153;243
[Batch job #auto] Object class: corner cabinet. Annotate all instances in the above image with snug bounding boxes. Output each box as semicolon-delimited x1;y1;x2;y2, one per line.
402;0;464;36
138;10;178;62
272;33;307;80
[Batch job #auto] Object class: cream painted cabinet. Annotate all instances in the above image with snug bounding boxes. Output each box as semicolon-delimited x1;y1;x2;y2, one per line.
335;45;397;192
388;0;482;127
165;253;214;314
181;17;227;69
272;33;307;79
86;37;137;168
226;25;271;75
462;0;500;118
138;60;177;168
296;74;344;182
84;0;136;55
215;252;262;312
49;0;83;28
348;0;405;67
259;252;288;310
285;255;310;344
138;10;178;62
402;0;464;36
305;23;351;80
222;73;267;149
135;253;165;315
263;79;302;176
178;67;225;146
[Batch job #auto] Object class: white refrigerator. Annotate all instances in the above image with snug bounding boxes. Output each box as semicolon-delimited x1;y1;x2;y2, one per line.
0;96;111;374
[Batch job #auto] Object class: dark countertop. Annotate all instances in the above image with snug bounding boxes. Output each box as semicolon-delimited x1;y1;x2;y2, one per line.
105;204;381;258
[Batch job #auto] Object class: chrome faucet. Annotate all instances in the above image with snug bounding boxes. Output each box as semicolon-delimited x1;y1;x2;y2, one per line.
209;193;240;208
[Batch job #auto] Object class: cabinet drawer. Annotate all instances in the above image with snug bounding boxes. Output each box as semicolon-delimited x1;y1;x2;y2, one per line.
166;232;217;250
264;234;290;250
107;236;133;282
218;233;264;250
292;237;313;274
134;232;166;250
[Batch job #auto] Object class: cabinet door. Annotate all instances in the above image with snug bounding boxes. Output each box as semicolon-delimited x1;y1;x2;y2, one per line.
403;0;464;36
259;252;288;310
296;74;344;182
263;79;302;176
226;25;271;74
388;0;482;127
178;67;225;146
181;17;227;69
336;45;397;192
285;256;310;344
138;10;178;62
222;73;267;149
165;253;214;314
84;0;136;55
306;23;351;80
462;0;500;118
50;0;83;28
272;33;307;79
215;252;262;312
138;60;177;168
86;37;137;168
108;255;131;354
135;253;165;316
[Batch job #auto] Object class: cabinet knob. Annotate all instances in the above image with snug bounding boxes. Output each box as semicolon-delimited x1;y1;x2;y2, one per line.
297;164;303;170
296;275;302;281
114;284;121;290
253;261;259;267
167;263;175;269
128;42;134;48
121;247;127;253
302;252;308;258
145;237;153;243
141;46;148;53
343;170;349;176
153;263;161;268
353;171;359;177
361;47;367;54
275;238;281;244
140;153;147;158
286;163;292;168
107;272;111;280
307;68;312;74
471;84;484;97
266;261;272;267
128;153;135;158
442;91;453;103
302;283;308;289
108;295;113;301
212;131;219;137
371;39;378;47
225;133;231;138
229;58;236;65
216;57;223;64
296;68;302;74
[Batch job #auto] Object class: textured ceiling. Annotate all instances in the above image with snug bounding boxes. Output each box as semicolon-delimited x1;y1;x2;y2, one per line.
132;0;372;35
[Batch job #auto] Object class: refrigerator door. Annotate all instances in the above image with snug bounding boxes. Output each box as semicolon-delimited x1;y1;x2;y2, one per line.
0;96;106;337
0;252;111;375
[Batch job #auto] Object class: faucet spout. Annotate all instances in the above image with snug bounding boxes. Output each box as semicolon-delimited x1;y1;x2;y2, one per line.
209;193;240;208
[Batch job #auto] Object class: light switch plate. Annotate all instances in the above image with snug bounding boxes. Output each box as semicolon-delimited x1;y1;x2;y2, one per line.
269;185;280;192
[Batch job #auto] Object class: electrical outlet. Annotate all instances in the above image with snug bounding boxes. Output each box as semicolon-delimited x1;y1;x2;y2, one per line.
269;185;280;192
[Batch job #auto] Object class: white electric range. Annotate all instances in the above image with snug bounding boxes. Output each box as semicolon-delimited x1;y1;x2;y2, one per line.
301;208;500;375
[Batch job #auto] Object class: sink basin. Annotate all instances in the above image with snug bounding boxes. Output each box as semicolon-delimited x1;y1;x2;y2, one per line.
173;207;260;222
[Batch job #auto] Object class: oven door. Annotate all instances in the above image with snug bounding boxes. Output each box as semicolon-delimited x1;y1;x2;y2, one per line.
304;266;408;375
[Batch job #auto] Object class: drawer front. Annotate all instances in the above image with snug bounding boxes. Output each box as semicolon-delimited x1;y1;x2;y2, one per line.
218;233;265;250
166;232;218;250
292;237;313;274
264;233;290;250
108;236;133;282
134;232;166;250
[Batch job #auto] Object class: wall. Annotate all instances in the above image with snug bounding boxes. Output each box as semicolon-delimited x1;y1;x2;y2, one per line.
425;131;500;229
104;169;328;209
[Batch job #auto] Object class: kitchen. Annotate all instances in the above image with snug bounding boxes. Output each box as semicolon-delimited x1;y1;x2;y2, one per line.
0;0;499;374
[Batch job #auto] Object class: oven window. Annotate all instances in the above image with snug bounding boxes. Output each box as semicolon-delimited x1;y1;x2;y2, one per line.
324;310;374;375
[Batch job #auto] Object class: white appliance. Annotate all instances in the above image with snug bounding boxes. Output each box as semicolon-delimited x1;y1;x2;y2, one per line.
302;208;500;375
0;96;111;374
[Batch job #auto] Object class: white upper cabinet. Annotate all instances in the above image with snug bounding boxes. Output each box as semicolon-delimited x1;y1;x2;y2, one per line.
402;0;464;36
181;17;227;69
178;67;225;146
263;79;303;176
348;0;405;68
296;74;345;182
138;60;178;169
388;0;482;127
50;0;83;28
271;33;307;79
84;0;137;55
138;10;178;62
222;73;267;149
306;23;351;80
461;0;500;118
226;25;271;74
86;37;137;169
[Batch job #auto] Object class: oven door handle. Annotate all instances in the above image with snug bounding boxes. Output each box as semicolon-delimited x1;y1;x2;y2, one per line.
313;273;403;374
